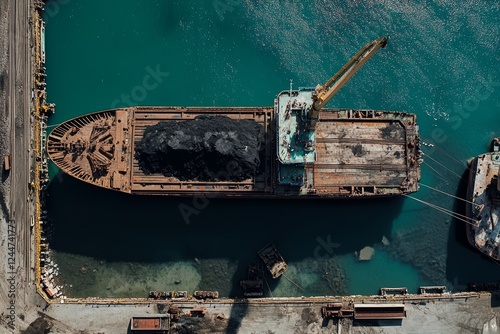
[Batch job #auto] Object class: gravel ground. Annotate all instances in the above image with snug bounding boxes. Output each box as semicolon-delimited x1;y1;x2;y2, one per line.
13;294;500;334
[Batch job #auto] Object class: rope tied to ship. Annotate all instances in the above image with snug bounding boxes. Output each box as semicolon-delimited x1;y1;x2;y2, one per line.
420;183;476;206
423;161;446;179
282;274;306;293
403;194;478;226
263;277;273;298
421;142;473;173
422;154;463;179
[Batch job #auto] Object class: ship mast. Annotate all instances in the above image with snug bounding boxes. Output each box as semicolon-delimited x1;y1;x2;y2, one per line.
309;36;389;128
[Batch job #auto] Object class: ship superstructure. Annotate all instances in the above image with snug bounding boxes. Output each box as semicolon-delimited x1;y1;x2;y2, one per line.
47;37;421;198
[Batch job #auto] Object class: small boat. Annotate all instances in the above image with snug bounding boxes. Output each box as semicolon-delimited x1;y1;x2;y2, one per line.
174;291;187;298
148;291;172;300
258;243;288;279
193;290;219;299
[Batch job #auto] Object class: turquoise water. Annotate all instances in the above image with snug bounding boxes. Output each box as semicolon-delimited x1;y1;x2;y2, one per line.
44;0;500;298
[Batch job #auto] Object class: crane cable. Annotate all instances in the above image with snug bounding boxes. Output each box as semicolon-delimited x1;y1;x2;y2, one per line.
403;194;477;226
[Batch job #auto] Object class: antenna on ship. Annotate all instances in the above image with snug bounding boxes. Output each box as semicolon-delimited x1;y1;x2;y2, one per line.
289;79;293;95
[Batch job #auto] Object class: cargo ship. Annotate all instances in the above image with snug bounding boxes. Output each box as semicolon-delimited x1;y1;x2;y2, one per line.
466;138;500;261
47;37;421;198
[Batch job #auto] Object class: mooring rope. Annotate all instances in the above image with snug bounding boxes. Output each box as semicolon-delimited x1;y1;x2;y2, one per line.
423;154;463;179
45;123;61;128
422;142;473;173
282;274;306;293
423;161;446;179
420;183;476;205
404;194;475;225
403;194;477;226
263;276;274;298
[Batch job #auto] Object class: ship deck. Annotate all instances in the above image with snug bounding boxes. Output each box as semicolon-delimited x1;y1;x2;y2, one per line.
130;106;275;195
47;109;133;192
47;107;420;197
309;109;420;196
467;152;500;260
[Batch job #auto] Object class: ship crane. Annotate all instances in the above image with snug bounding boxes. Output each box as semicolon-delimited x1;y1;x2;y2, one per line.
309;36;389;128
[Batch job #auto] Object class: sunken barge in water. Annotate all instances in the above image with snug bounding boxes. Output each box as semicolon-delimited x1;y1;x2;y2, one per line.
47;37;421;198
240;264;264;297
466;138;500;261
258;243;288;279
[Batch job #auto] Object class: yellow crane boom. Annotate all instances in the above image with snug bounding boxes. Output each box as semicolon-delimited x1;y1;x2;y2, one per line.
309;36;389;128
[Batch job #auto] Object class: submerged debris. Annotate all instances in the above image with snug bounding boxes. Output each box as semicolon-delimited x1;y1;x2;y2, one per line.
135;115;264;181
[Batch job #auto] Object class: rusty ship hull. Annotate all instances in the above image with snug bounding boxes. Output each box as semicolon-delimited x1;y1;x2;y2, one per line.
466;139;500;261
47;104;421;198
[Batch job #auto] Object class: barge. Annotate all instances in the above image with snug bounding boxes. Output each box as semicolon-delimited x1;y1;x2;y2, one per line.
258;243;288;279
193;290;219;300
466;138;500;261
240;264;264;297
47;37;421;198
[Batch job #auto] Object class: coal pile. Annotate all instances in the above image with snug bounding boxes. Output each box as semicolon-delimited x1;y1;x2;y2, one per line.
135;115;264;181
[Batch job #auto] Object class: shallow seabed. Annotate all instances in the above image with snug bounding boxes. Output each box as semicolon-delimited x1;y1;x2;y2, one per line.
44;0;500;298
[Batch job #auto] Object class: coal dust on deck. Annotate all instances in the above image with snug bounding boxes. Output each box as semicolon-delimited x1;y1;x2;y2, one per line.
135;115;265;182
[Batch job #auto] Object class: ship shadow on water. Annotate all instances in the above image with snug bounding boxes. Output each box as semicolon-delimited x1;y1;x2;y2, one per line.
445;167;500;305
46;171;404;303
